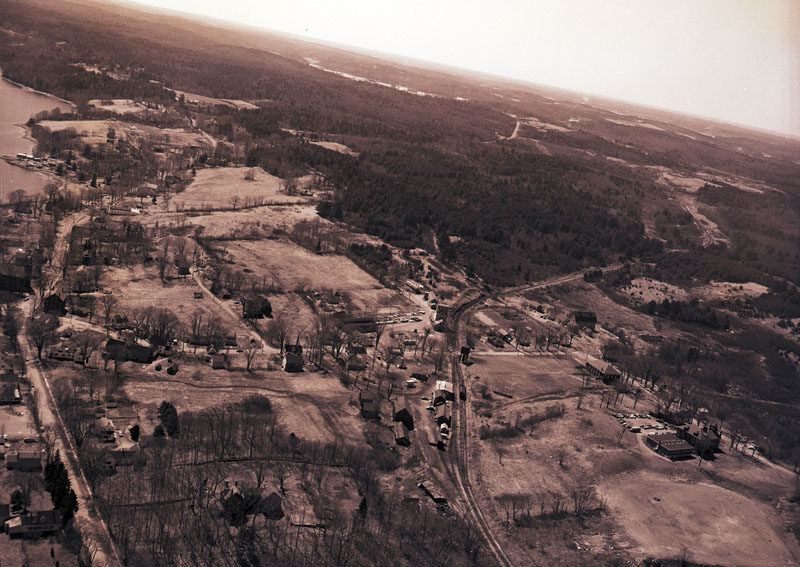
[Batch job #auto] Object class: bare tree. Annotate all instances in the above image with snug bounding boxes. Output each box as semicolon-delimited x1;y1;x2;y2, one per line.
27;313;60;359
75;331;104;365
242;339;260;372
571;485;597;516
266;316;289;356
273;463;288;496
189;309;205;352
99;294;118;334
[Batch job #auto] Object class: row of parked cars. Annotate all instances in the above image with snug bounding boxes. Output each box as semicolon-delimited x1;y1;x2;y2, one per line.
613;412;669;433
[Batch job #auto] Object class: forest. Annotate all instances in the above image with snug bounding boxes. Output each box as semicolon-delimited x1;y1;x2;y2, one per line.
0;0;667;285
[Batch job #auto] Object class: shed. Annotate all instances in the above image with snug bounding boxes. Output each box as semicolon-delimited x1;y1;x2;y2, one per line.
571;311;597;330
6;450;43;472
418;481;447;506
393;421;410;446
359;392;379;419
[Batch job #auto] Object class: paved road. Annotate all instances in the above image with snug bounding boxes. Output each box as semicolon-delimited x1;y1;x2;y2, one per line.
19;302;122;566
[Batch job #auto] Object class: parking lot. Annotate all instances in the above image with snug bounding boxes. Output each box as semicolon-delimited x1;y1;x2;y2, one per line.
611;411;670;434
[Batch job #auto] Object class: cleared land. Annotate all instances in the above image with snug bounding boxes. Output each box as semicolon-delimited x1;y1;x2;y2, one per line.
37;119;210;148
169;167;306;209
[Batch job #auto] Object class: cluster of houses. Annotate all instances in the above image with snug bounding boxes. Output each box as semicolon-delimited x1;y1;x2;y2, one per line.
218;479;284;526
644;423;722;460
0;449;61;537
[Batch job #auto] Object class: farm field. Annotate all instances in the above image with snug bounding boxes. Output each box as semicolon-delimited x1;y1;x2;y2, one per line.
467;352;582;400
169;167;306;210
222;239;382;293
468;388;800;566
124;364;367;445
37;119;210;148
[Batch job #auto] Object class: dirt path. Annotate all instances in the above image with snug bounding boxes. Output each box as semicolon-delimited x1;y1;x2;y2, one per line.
674;192;729;247
48;210;88;293
191;271;275;353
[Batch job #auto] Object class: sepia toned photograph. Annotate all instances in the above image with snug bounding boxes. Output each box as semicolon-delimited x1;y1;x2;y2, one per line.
0;1;798;565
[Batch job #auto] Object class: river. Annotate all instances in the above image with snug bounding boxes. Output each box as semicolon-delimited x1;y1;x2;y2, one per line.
0;69;73;199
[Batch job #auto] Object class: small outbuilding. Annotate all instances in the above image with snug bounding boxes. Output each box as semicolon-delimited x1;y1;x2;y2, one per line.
6;450;43;472
393;421;410;446
571;311;597;331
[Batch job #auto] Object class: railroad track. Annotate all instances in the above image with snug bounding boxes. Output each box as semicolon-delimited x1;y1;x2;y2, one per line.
443;297;514;567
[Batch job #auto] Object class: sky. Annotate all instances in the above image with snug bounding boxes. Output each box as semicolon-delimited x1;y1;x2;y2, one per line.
126;0;800;137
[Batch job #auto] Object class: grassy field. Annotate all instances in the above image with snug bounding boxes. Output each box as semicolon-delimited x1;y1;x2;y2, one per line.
468;352;582;400
466;357;800;566
100;265;243;333
124;364;366;445
222;239;382;293
169;167;305;210
38;119;210;148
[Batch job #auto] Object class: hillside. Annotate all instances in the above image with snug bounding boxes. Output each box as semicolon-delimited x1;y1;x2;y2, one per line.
3;0;797;287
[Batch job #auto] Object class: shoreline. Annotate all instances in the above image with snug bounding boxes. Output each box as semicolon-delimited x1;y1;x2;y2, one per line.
0;70;75;108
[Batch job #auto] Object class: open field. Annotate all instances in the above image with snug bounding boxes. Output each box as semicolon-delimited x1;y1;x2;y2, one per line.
222;239;382;293
309;140;359;156
124;365;366;445
169;167;306;209
468;388;800;566
100;265;243;332
603;470;799;566
37;119;210;148
88;99;162;114
148;206;320;238
468;353;581;400
171;89;259;110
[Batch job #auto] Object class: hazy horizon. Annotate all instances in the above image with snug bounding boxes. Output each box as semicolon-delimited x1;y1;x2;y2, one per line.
118;1;798;137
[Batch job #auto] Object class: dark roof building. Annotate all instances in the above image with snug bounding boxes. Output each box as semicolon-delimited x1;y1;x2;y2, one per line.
6;450;43;471
102;339;154;364
43;294;66;316
585;357;621;383
0;383;21;405
242;295;272;319
393;407;414;430
0;264;31;294
572;311;597;330
645;433;694;460
5;509;60;537
282;344;303;372
677;424;721;455
393;421;410;446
